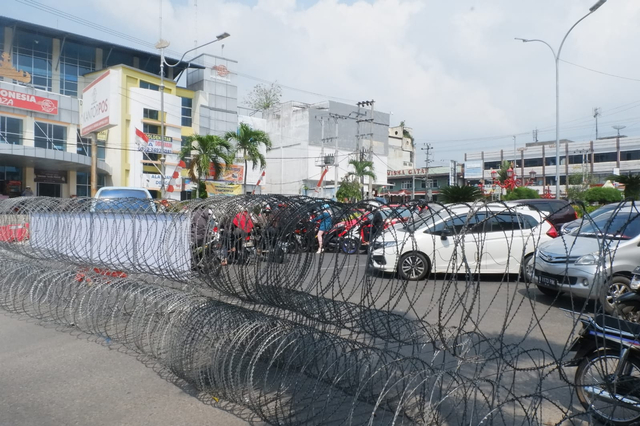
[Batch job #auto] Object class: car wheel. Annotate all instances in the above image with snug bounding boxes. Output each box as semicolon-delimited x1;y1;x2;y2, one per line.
536;285;559;297
340;238;360;254
521;254;535;283
601;275;632;315
398;252;430;281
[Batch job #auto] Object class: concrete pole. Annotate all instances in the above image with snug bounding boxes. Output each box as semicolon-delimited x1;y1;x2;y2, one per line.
334;119;339;200
90;132;98;197
320;117;325;198
368;101;375;198
159;46;166;199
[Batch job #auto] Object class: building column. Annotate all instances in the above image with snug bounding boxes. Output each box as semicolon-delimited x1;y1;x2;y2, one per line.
95;48;103;70
590;140;594;175
542;145;546;186
3;26;13;54
52;38;61;94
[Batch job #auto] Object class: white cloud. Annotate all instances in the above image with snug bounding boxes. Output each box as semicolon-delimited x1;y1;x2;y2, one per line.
7;0;640;163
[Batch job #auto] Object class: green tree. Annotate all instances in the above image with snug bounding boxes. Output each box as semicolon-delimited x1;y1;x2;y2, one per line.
336;178;362;202
224;123;273;191
440;185;483;203
346;158;376;198
180;134;234;199
503;186;540;201
612;173;640;200
584;186;623;204
244;82;282;112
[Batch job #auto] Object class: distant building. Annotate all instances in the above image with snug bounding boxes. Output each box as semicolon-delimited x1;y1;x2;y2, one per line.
384;162;463;202
387;125;414;172
0;16;240;199
464;136;640;198
260;101;390;198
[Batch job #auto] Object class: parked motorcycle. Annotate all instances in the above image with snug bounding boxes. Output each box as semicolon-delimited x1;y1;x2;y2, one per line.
567;310;640;425
613;266;640;323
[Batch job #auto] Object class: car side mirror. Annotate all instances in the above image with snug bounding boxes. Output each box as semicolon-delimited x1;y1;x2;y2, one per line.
440;227;452;240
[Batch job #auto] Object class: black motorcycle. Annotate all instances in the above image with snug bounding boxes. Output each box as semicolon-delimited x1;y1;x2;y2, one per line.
567;310;640;425
613;266;640;323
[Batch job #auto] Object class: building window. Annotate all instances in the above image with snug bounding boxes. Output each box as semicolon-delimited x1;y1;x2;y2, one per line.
484;161;501;170
143;123;159;135
140;80;159;91
401;181;412;189
34;122;66;151
594;152;617;163
60;41;95;97
12;31;53;92
524;158;543;167
181;97;193;127
143;109;159;120
76;135;105;159
76;172;106;197
0;116;23;145
622;150;640;161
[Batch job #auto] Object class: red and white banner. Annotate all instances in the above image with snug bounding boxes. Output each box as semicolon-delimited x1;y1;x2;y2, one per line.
252;170;265;195
0;88;58;115
167;160;186;193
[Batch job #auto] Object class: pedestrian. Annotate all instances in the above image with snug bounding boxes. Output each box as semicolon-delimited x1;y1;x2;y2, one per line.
231;209;254;263
313;204;332;254
22;186;34;197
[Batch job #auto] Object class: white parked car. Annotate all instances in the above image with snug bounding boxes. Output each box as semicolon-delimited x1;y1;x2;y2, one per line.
370;202;556;281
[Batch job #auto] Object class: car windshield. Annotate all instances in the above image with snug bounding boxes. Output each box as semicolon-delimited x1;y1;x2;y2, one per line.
94;197;155;213
574;209;640;240
98;189;149;199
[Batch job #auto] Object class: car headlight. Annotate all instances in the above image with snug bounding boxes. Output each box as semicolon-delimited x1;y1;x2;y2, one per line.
630;267;640;291
575;253;600;265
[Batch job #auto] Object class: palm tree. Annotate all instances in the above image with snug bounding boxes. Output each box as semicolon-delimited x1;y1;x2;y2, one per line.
180;134;234;198
224;123;272;192
347;158;376;182
347;158;376;198
612;173;640;200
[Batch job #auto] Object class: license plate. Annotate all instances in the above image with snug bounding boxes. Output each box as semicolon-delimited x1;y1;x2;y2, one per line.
537;275;557;287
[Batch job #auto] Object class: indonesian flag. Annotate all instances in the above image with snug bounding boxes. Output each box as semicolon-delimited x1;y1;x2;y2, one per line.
166;160;186;193
135;128;149;143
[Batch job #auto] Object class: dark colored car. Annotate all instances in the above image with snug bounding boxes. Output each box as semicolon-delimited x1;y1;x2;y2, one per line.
561;201;635;235
511;199;577;236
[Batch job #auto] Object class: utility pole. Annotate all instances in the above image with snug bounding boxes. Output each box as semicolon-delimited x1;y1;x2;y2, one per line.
513;135;517;166
593;107;601;140
320;116;325;198
421;144;433;201
356;100;374;198
90;132;98;197
368;100;375;198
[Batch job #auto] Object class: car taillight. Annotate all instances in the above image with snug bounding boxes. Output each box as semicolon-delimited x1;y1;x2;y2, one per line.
213;226;219;233
546;221;559;238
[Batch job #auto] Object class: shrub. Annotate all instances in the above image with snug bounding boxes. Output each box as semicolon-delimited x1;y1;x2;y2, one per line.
583;187;623;204
503;186;540;201
439;185;483;203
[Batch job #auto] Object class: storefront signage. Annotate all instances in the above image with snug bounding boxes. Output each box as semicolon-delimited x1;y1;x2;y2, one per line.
387;168;429;177
205;182;242;196
0;52;31;83
142;173;182;191
138;138;176;155
209;164;244;182
464;162;483;179
81;69;120;136
34;169;67;184
0;88;58;115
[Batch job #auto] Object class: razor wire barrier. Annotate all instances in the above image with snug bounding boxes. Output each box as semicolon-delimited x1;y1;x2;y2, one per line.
0;195;639;425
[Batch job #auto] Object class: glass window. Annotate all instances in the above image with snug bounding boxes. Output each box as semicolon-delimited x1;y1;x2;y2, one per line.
140;81;159;91
524;158;543;167
594;152;617;163
77;135;106;159
12;39;52;91
143;109;159;120
34;122;66;151
484;161;501;170
622;150;640;161
76;172;105;197
143;123;159;135
0;116;23;145
181;97;193;127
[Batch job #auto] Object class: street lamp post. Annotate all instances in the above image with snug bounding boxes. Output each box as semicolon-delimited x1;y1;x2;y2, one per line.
516;0;607;200
155;32;230;198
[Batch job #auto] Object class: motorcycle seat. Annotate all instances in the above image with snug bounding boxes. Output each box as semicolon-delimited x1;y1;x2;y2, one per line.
595;314;640;339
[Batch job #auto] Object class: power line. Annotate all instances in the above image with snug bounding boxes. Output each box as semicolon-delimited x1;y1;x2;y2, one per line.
561;59;640;82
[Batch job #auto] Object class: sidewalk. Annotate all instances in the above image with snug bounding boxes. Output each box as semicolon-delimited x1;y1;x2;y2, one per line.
0;313;252;426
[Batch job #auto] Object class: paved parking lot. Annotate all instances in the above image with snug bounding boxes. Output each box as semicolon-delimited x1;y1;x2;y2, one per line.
0;252;591;425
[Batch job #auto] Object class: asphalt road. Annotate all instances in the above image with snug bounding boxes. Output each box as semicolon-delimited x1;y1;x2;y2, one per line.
0;251;592;425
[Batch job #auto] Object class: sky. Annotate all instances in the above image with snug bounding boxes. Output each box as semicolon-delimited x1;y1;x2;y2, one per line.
6;0;640;167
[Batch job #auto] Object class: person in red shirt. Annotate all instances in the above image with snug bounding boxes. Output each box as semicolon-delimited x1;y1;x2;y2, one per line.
230;210;254;263
233;210;254;233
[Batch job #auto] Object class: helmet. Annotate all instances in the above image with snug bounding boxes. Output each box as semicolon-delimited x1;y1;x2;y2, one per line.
322;204;331;210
